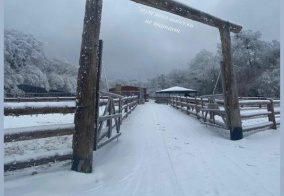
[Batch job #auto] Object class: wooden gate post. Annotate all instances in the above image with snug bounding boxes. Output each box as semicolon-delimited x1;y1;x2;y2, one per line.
72;0;102;173
219;23;243;140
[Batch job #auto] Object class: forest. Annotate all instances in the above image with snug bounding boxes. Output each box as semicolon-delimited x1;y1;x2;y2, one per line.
4;29;280;98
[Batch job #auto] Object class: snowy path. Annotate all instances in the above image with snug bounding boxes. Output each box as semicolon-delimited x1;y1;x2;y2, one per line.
4;101;280;196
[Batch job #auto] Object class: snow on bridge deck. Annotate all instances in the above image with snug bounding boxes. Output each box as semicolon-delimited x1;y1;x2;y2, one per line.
5;101;280;196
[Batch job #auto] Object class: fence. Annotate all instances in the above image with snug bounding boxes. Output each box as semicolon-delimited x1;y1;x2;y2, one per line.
169;95;280;132
5;92;76;98
4;94;139;172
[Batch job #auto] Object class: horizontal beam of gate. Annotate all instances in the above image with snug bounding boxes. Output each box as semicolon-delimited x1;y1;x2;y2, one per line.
131;0;242;33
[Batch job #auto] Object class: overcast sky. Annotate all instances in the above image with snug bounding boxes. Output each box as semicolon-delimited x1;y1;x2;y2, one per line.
4;0;280;81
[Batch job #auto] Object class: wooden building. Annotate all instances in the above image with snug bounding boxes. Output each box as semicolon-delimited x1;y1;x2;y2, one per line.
109;84;147;101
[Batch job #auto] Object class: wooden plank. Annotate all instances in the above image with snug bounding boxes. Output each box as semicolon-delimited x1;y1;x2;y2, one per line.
243;122;274;132
72;0;102;173
107;98;113;138
111;100;120;133
241;111;271;119
100;91;124;98
201;109;226;113
5;154;72;172
4;125;74;143
200;94;223;98
98;114;122;122
131;0;242;33
97;133;121;150
4;98;108;104
98;123;117;142
121;104;127;110
98;128;109;142
4;97;76;102
97;98;110;141
5;107;75;116
239;100;270;105
214;120;227;128
201;122;228;130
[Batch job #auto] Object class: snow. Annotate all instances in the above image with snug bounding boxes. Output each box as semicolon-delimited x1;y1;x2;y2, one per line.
4;101;75;109
4;114;74;129
156;86;196;93
4;123;74;134
4;101;280;195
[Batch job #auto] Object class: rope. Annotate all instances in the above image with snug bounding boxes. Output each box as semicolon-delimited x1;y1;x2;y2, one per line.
212;69;221;95
102;60;109;91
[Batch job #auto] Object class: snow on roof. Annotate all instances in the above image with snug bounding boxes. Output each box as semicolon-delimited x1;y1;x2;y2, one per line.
156;86;197;93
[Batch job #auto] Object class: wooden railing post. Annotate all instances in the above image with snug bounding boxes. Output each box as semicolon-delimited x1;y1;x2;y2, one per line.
186;97;189;115
107;98;113;138
119;98;122;125
196;98;200;119
177;96;179;108
175;96;178;108
129;98;132;114
126;99;129;117
267;99;277;129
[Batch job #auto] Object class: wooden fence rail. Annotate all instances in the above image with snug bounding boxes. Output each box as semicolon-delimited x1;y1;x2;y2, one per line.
169;95;280;132
4;95;139;172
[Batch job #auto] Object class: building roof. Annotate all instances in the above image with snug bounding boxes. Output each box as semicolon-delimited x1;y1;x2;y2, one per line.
156;86;197;94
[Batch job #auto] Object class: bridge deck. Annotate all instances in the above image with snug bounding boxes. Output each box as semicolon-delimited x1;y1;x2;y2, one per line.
5;101;280;195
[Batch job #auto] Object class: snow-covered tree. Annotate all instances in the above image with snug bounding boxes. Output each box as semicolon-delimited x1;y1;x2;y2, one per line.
4;29;78;96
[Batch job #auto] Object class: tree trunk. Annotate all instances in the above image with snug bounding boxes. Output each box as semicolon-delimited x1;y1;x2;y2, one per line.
219;23;243;140
72;0;102;173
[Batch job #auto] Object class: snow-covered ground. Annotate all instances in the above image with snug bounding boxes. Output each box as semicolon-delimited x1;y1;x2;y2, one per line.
4;101;280;195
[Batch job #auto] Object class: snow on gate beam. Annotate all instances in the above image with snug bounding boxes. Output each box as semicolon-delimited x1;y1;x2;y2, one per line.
131;0;242;33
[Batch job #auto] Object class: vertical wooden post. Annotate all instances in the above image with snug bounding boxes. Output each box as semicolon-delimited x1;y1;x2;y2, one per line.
93;40;103;151
186;97;189;115
108;98;113;138
196;98;200;119
219;23;243;140
267;99;277;129
126;100;129;117
129;98;132;114
71;0;102;173
119;98;122;125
